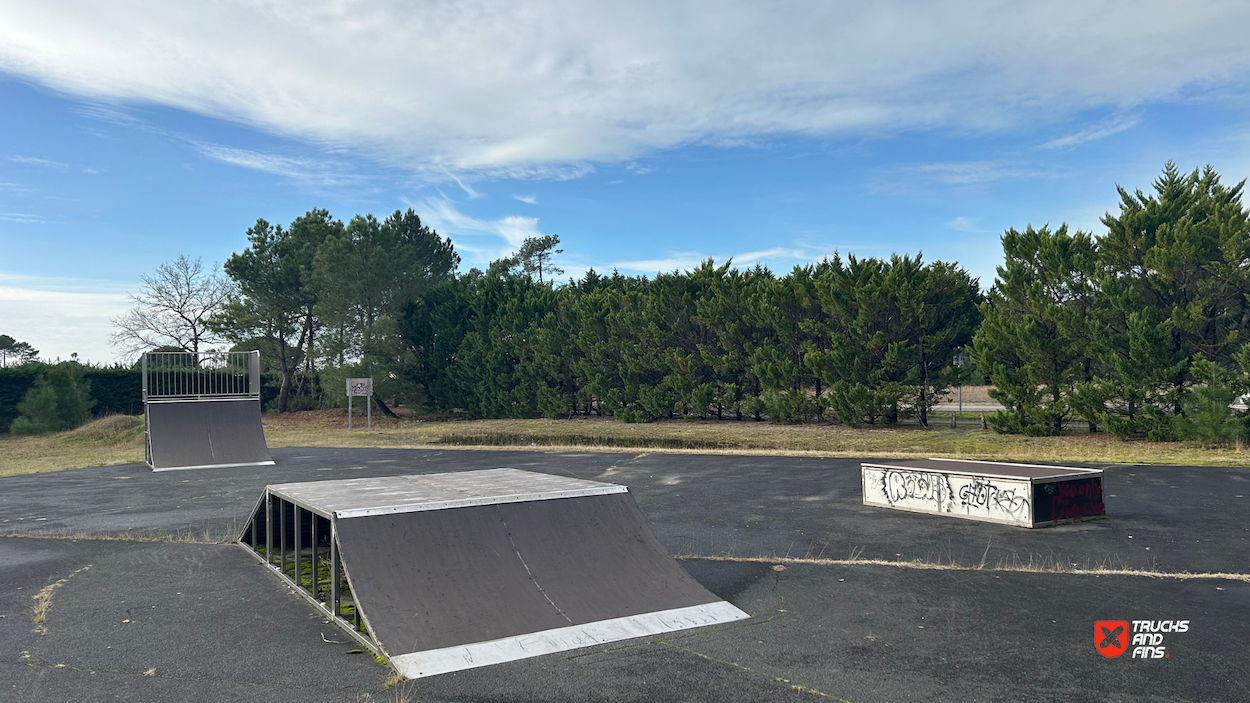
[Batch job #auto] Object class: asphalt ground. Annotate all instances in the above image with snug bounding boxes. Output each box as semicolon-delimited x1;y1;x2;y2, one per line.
1;448;1247;701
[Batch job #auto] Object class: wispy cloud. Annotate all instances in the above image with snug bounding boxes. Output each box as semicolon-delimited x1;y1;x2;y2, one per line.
9;155;68;169
412;197;547;262
441;166;481;199
513;194;538;205
608;252;707;273
608;243;841;274
1041;112;1142;150
0;212;45;224
946;216;994;233
71;102;146;126
905;161;1040;185
0;2;1243;173
191;142;363;187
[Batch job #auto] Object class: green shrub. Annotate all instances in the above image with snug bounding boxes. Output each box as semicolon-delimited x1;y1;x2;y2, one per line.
1172;356;1247;447
10;363;96;434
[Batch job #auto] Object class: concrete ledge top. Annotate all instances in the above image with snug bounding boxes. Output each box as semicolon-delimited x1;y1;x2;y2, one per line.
862;458;1103;481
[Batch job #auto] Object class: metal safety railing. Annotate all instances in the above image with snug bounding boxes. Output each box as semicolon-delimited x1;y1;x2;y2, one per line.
142;350;260;400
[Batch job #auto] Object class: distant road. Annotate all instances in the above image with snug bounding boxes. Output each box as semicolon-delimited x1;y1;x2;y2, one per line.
932;402;1004;412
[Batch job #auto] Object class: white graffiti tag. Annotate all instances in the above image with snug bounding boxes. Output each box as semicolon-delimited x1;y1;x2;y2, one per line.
883;470;954;511
957;479;1029;515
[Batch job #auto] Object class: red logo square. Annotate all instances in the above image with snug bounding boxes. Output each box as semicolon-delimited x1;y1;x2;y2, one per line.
1095;620;1129;658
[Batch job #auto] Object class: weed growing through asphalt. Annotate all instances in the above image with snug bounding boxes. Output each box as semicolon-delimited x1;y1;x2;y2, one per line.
31;565;92;635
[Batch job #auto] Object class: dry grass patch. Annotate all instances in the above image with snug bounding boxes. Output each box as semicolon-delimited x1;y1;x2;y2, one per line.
0;415;144;478
263;411;1250;467
5;408;1250;479
31;565;92;635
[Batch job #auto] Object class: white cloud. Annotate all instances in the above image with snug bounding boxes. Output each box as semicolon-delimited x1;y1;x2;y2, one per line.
0;1;1245;176
9;155;68;168
608;252;707;273
905;161;1043;185
191;141;362;187
513;194;538;205
413;197;547;264
0;212;45;223
946;216;994;233
0;272;132;364
608;244;840;274
1041;111;1143;150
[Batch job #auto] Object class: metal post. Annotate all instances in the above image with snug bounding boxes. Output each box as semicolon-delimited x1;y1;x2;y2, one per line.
294;506;303;588
367;393;371;430
330;529;341;613
348;395;353;431
249;350;260;398
279;499;287;577
265;493;273;564
310;514;319;597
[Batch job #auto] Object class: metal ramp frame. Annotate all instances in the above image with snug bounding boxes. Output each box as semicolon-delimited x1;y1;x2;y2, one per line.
236;469;749;678
143;350;274;471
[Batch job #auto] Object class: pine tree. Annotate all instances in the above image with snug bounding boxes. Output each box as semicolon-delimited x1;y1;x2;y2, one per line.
1072;163;1250;439
971;225;1097;435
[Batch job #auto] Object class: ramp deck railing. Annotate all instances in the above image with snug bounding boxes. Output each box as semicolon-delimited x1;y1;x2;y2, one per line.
142;350;261;401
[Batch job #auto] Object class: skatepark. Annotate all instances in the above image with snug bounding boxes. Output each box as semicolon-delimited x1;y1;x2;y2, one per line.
1;445;1247;702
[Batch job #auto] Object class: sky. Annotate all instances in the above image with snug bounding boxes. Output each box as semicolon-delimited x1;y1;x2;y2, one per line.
1;1;1249;364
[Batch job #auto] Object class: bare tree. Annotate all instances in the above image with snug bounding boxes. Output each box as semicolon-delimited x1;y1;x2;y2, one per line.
110;254;236;356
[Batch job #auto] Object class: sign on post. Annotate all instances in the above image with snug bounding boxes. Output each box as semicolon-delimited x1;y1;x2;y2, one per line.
347;378;373;430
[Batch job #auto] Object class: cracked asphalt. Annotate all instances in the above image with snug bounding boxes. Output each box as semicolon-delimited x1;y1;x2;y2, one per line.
1;448;1247;702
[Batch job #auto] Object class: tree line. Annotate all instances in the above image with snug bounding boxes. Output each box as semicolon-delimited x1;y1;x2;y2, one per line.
9;162;1249;443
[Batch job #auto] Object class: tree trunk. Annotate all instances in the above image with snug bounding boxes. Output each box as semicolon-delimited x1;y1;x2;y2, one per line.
277;332;291;413
917;342;929;428
372;391;400;418
278;370;292;413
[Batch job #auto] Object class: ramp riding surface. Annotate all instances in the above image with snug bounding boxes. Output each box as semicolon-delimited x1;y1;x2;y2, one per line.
146;399;273;471
244;469;748;678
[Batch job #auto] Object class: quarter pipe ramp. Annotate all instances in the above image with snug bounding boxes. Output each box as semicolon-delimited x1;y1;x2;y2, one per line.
143;350;273;471
238;468;748;678
146;398;273;471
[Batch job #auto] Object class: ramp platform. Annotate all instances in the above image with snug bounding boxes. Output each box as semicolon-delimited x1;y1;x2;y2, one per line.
237;469;748;678
143;350;273;471
861;458;1105;527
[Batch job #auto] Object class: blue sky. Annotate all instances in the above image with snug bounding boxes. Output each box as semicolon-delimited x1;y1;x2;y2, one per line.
1;1;1249;363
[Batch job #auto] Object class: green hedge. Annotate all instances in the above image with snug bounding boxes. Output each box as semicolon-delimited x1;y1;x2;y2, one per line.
0;365;41;432
0;364;142;433
83;367;143;416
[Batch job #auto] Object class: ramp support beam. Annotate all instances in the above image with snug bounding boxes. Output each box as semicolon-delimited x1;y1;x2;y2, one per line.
330;534;341;615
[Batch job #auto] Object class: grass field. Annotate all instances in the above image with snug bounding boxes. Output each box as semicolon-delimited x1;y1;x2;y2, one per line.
2;407;1249;478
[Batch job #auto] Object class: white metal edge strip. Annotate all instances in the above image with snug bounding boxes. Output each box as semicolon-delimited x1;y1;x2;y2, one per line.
390;601;749;679
334;485;629;519
151;460;276;472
